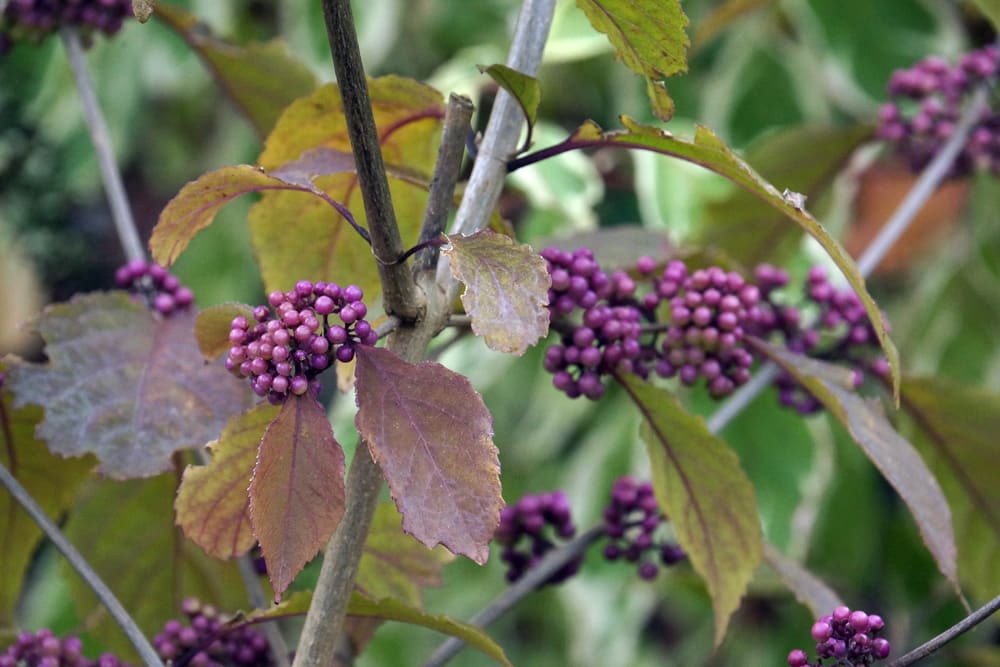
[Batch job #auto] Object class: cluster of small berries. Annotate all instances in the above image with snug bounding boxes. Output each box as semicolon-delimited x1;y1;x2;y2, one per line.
0;629;129;667
541;247;643;400
877;45;1000;176
751;265;888;414
0;0;133;54
152;598;274;667
648;261;760;398
788;606;890;666
601;476;685;580
114;259;194;317
494;490;580;585
225;281;376;405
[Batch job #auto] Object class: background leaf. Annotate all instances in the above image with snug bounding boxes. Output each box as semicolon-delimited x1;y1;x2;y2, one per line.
762;543;844;619
354;346;501;564
478;64;541;150
0;380;93;630
64;474;246;660
618;375;762;645
901;376;1000;600
194;302;255;359
443;229;550;355
5;293;253;478
176;403;280;559
154;3;317;138
249;394;346;600
753;339;959;595
576;0;690;120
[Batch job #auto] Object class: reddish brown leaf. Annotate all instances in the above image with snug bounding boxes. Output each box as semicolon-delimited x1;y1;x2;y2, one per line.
249;394;346;600
176;403;280;559
443;230;550;356
752;339;959;593
4;292;253;479
354;346;501;564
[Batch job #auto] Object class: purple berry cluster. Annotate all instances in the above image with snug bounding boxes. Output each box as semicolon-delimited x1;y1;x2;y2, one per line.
0;0;132;53
225;281;377;405
788;605;890;666
494;490;580;585
751;265;888;414
114;259;194;317
0;629;129;667
541;247;643;400
649;261;760;398
877;45;1000;176
601;476;685;580
152;598;274;667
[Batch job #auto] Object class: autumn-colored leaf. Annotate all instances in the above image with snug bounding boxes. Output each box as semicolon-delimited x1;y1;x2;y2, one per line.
249;77;444;296
249;394;346;600
5;292;253;479
901;375;1000;599
763;543;844;619
478;64;541;151
194;302;255;359
64;475;246;660
154;3;317;138
691;0;775;51
696;124;874;268
356;502;453;606
576;0;689;121
354;346;501;564
525;117;899;396
443;229;550;356
132;0;155;22
617;374;761;645
176;403;280;559
0;376;94;629
245;591;513;667
752;339;959;594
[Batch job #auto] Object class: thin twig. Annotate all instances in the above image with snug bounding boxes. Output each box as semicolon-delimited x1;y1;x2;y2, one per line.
416;94;475;272
886;592;1000;667
421;527;604;667
61;28;146;264
0;461;164;667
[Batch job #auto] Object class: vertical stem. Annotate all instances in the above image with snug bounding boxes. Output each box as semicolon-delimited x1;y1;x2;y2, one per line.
61;28;146;264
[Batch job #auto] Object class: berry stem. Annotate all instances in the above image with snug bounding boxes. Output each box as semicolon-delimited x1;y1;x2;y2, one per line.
0;461;164;667
886;592;1000;667
415;94;475;272
61;28;146;265
421;526;605;667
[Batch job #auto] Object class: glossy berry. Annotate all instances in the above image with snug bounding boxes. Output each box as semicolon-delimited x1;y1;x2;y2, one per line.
601;476;685;580
494;490;580;585
114;260;194;316
788;605;890;666
1;0;133;53
0;629;130;667
226;281;377;404
152;598;275;667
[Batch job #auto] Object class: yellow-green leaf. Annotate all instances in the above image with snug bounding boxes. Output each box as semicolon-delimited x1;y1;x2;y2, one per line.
618;375;761;645
478;64;541;150
194;303;255;359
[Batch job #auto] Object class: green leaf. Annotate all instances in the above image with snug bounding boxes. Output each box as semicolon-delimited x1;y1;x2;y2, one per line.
176;403;280;559
478;64;541;150
691;0;775;50
194;302;255;359
245;591;513;667
617;375;761;645
901;376;1000;599
540;226;675;272
762;543;844;619
535;117;900;396
154;4;317;138
249;394;346;600
443;229;551;355
64;474;246;660
356;503;453;607
354;346;501;564
0;376;94;629
969;0;1000;31
5;292;254;478
576;0;690;121
752;339;959;595
249;77;445;295
695;124;874;268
